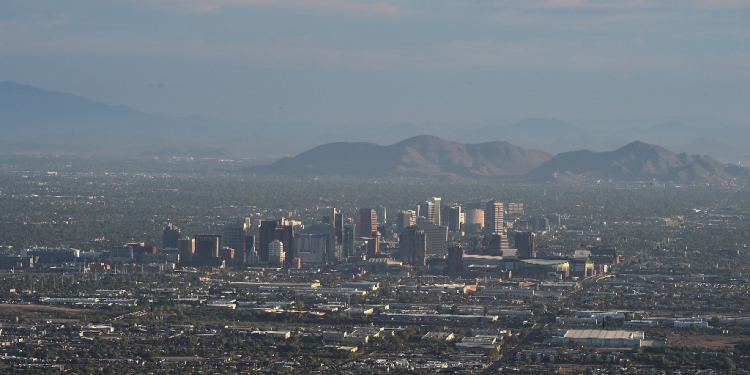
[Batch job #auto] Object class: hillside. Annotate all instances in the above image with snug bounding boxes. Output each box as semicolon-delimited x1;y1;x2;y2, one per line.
247;135;552;177
526;141;745;183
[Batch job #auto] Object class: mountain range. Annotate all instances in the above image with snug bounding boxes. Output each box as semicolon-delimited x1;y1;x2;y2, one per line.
1;81;748;171
247;135;749;183
247;135;552;177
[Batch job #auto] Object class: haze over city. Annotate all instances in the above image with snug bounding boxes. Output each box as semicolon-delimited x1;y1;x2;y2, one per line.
1;0;748;127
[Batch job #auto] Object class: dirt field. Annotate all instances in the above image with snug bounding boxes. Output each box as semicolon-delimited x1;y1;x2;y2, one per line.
667;333;739;348
0;303;86;314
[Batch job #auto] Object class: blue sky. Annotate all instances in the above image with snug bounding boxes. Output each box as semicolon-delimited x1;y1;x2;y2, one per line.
1;0;748;125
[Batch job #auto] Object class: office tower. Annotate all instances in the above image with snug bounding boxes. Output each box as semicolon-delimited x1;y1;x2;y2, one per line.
397;210;415;232
125;243;157;262
258;219;294;263
447;245;464;274
258;220;277;262
194;235;221;264
163;224;180;249
399;226;427;266
109;245;134;260
246;235;259;264
244;235;255;264
419;201;435;223
515;232;535;259
218;246;235;266
447;205;462;232
356;208;378;238
294;233;328;265
431;197;442;225
366;230;380;259
223;217;248;255
374;205;387;225
342;224;356;260
326;207;344;244
531;216;549;233
268;240;285;266
178;237;195;265
464;208;484;232
415;220;449;256
507;202;524;215
483;233;509;256
307;223;337;265
334;212;344;244
484;200;504;234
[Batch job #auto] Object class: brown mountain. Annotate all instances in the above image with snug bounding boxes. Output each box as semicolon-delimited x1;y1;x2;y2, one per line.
526;141;748;183
246;135;552;177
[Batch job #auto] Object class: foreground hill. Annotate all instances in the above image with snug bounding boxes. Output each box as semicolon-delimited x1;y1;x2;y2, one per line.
246;135;552;177
526;141;748;183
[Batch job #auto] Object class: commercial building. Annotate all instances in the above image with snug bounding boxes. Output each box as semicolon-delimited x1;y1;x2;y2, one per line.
194;235;221;266
464;208;484;232
223;217;249;255
549;329;644;347
416;220;448;256
178;237;195;265
399;226;427;266
269;240;285;266
258;219;294;263
162;224;181;249
515;232;535;259
397;210;416;232
295;233;327;265
356;208;378;238
342;224;356;260
484;200;504;234
446;205;462;232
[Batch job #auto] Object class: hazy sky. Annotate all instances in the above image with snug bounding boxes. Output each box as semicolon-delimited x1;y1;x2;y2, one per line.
1;0;748;125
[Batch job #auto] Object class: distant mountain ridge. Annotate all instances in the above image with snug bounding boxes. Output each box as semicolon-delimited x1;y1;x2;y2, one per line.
248;138;749;183
527;141;746;183
1;81;749;165
247;135;552;177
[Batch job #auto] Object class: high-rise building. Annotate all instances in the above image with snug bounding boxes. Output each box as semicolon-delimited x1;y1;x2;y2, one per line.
178;237;194;265
515;232;535;259
366;230;380;259
294;233;327;265
447;244;464;273
416;220;448;256
125;242;157;262
447;205;462;232
399;226;426;266
244;235;255;264
483;233;509;256
194;235;221;265
163;224;180;249
268;240;285;266
374;205;387;225
356;208;378;238
218;246;235;265
258;220;294;263
464;208;484;232
342;224;356;260
397;210;416;232
431;197;442;225
223;217;249;255
419;201;435;223
484;200;504;234
507;202;524;215
325;207;344;245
